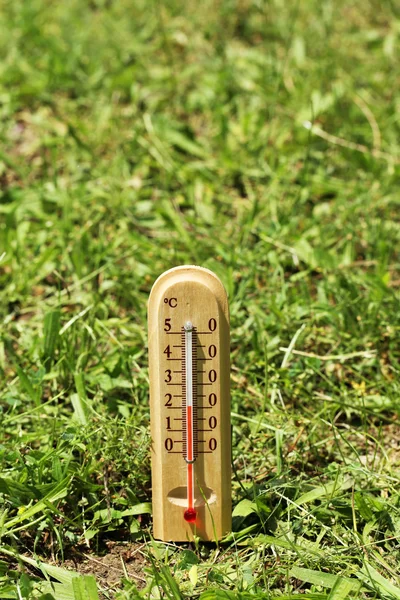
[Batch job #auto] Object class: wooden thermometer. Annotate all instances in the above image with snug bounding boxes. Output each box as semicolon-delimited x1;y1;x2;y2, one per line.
148;266;231;542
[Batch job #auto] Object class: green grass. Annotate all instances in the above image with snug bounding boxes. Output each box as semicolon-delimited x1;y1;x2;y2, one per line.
1;0;400;598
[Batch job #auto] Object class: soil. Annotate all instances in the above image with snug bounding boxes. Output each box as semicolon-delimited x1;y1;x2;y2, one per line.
1;542;149;599
62;541;149;598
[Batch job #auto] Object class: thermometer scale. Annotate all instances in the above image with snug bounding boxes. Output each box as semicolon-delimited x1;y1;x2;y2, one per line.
148;266;231;541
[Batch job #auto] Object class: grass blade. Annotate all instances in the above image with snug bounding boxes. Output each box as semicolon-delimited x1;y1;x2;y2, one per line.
295;477;353;506
357;562;400;599
5;477;71;529
328;577;360;599
290;568;359;593
42;309;61;368
70;393;88;425
72;575;100;600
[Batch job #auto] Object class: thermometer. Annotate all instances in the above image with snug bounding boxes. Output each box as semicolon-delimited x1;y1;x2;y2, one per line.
148;266;231;541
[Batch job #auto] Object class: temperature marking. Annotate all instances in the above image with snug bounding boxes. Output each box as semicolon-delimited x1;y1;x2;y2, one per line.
167;331;212;335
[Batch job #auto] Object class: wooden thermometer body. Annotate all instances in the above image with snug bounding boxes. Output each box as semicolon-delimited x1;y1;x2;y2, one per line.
148;266;231;541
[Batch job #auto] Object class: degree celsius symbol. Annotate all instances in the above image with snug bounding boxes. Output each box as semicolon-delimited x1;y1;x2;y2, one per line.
164;297;178;308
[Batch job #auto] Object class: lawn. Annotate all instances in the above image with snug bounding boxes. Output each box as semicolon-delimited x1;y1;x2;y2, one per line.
1;0;400;598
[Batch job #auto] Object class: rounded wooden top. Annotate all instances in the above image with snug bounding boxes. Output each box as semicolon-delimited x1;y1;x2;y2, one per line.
148;265;228;315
